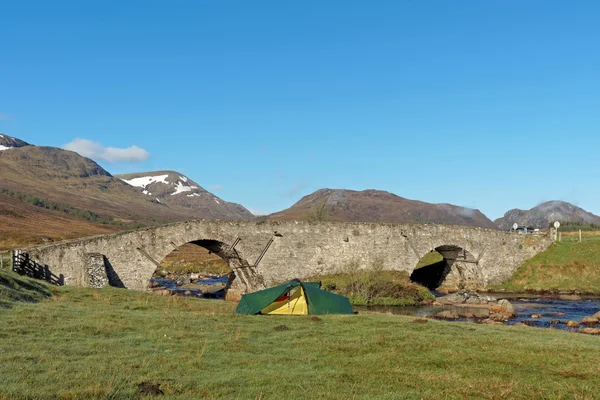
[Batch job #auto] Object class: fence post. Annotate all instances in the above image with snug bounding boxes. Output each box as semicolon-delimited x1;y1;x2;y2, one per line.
558;231;562;242
579;229;582;242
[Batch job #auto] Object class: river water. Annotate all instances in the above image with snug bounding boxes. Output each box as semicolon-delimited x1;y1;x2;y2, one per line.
357;293;600;330
149;275;229;299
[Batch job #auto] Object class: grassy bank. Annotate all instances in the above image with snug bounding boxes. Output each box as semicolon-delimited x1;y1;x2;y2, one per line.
1;276;600;399
309;269;434;306
491;238;600;294
0;269;55;309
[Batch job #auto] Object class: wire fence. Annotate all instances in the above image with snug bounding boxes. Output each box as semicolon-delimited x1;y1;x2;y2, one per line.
559;230;600;243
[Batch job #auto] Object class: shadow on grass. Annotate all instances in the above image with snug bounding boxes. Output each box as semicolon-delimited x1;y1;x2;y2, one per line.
0;269;54;309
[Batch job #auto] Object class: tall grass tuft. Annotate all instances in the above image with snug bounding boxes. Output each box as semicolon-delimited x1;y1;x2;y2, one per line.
312;257;434;306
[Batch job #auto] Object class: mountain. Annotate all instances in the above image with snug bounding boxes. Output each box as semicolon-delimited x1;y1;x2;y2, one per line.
269;188;499;229
495;201;600;230
0;135;254;247
116;171;253;220
0;134;30;150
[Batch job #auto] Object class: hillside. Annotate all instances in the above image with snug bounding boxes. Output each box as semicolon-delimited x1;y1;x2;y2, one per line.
0;191;120;249
0;135;254;247
495;201;600;230
0;144;178;219
116;171;253;220
269;189;499;229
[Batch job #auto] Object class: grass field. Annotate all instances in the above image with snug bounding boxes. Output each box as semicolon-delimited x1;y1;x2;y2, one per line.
491;236;600;294
2;269;600;399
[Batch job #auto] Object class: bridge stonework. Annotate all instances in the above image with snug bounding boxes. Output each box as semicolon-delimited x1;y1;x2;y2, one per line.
18;220;552;294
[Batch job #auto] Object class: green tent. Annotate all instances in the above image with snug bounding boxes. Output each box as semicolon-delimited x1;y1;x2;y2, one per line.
235;279;353;315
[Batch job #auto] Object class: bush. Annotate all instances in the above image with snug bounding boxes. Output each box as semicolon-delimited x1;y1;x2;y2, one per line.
310;258;434;306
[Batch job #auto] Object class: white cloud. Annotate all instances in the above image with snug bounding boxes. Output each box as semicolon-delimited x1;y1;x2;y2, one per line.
210;184;223;191
63;138;150;163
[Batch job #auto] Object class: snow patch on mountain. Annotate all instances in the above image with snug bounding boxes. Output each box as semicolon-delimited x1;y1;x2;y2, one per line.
0;145;13;151
171;180;198;196
121;174;169;189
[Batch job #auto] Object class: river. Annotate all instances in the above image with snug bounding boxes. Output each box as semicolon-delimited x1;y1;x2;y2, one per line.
357;293;600;330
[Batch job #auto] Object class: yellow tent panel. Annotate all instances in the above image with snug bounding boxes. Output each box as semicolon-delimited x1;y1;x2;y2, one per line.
260;286;308;315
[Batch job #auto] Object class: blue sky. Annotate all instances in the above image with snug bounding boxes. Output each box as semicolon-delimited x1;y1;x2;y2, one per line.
1;1;599;219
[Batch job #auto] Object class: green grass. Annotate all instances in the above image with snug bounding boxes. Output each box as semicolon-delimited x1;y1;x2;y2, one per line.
414;251;444;270
0;269;55;309
491;238;600;294
1;277;600;399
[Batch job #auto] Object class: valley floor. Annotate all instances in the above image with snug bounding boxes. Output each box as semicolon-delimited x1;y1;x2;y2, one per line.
1;273;600;399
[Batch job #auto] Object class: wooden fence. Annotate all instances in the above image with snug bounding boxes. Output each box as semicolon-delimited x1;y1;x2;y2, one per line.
0;250;10;270
12;251;64;286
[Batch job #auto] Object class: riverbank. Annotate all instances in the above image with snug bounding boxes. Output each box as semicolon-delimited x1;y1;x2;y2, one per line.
2;272;600;398
307;270;435;306
490;238;600;294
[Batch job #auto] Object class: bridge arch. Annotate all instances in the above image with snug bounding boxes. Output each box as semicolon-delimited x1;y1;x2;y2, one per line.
410;244;480;292
148;234;265;297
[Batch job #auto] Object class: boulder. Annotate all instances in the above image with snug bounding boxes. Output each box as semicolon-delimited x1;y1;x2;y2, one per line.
544;312;566;317
489;299;516;317
438;290;497;306
582;316;599;325
531;314;542;319
566;321;581;328
470;308;490;319
579;328;600;335
437;291;468;305
489;313;510;322
592;311;600;320
558;294;582;301
480;318;502;325
433;310;460;320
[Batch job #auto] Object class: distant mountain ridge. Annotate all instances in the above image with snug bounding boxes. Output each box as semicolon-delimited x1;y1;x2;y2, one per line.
495;201;600;230
116;171;253;220
269;188;499;229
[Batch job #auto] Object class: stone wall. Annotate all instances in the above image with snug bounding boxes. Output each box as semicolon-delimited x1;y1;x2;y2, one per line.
84;253;109;288
19;220;553;293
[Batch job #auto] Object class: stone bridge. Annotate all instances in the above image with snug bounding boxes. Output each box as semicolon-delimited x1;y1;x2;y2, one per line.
16;220;553;295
